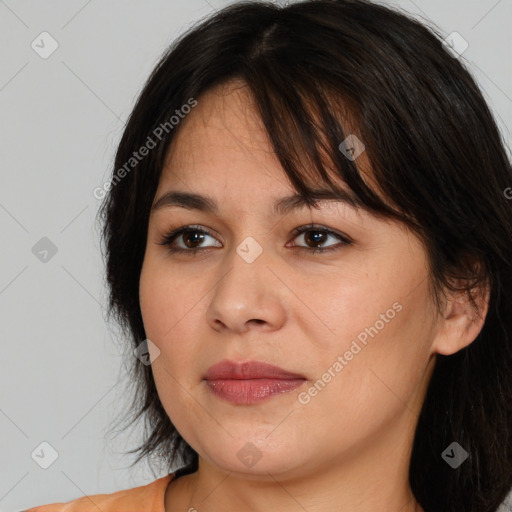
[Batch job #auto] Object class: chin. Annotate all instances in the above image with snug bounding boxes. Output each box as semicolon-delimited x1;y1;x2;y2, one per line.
196;431;313;479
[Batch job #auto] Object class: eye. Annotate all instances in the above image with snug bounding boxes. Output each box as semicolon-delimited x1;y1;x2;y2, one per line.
288;224;352;254
157;223;352;256
157;225;221;254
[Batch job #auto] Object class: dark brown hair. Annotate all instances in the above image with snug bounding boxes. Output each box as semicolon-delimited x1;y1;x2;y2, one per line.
97;1;512;510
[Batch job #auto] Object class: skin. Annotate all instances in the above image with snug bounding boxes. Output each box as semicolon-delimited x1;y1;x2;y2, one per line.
138;79;488;512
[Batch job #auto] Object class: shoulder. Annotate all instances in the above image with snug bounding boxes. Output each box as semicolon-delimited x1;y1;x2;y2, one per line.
23;473;174;512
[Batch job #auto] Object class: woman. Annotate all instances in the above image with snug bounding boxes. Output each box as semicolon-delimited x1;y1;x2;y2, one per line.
25;0;512;511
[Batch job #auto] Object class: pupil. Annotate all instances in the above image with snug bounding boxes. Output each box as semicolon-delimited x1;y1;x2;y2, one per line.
185;231;204;248
306;231;325;247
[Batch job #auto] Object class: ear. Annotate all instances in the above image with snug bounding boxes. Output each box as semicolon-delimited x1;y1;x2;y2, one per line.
432;280;490;356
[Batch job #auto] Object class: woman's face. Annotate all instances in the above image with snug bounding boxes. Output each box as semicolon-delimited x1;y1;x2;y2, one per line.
139;80;443;480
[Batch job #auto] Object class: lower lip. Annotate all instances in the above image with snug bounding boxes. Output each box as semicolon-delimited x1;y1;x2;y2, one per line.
205;378;305;405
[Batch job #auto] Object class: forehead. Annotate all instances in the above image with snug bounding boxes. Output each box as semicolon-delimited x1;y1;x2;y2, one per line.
161;81;280;185
155;80;383;223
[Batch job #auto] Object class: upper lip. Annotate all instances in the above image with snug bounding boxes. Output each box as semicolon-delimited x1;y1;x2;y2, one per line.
203;360;306;380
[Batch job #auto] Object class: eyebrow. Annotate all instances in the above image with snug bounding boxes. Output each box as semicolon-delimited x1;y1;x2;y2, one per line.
151;188;363;216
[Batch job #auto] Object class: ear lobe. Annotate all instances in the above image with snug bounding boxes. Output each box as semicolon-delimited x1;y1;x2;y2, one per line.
433;284;490;356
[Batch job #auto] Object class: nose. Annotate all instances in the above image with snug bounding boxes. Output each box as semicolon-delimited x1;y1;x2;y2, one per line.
205;243;287;335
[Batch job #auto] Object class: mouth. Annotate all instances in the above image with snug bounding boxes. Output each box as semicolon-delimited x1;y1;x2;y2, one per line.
203;360;306;405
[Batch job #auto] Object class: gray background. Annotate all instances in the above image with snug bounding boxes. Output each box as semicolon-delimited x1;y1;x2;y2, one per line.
0;0;511;510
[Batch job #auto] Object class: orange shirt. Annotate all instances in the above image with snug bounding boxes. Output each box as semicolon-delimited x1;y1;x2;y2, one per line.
23;472;175;512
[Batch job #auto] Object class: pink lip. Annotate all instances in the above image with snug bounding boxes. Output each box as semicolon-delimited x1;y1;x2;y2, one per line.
203;360;305;380
203;360;306;405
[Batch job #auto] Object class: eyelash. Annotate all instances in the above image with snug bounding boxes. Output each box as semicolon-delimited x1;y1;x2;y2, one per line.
157;224;352;256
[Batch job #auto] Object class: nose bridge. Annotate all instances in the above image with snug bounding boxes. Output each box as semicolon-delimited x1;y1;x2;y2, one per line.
205;233;286;333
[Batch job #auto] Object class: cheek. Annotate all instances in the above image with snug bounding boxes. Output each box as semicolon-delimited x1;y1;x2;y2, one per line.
139;262;204;439
139;258;208;392
139;257;201;343
139;260;163;338
302;266;435;420
309;287;435;428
